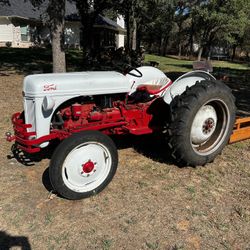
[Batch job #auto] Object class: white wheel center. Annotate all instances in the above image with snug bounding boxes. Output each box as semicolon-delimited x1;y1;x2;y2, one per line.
191;105;217;145
62;142;112;193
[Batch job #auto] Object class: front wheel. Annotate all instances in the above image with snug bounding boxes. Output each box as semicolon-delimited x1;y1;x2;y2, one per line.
167;80;236;166
49;131;118;200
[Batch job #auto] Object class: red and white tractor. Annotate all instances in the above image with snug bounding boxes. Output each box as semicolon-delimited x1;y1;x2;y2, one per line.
6;66;236;199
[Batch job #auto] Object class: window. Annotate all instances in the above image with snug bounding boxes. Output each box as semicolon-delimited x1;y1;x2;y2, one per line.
20;25;29;42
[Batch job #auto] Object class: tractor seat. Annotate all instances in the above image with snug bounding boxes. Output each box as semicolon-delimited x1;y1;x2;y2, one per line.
136;78;172;95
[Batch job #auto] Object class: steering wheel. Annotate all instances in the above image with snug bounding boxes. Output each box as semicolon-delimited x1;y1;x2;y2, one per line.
124;64;143;78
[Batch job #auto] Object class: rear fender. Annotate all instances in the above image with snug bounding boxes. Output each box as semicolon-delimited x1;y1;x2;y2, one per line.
163;70;215;104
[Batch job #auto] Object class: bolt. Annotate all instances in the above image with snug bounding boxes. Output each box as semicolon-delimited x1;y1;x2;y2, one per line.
6;132;11;137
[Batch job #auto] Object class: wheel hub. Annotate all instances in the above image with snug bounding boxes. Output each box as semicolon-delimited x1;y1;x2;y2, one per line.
202;118;215;134
81;160;96;176
191;105;217;145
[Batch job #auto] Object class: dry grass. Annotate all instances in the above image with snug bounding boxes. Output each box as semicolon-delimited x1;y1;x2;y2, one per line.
0;73;250;250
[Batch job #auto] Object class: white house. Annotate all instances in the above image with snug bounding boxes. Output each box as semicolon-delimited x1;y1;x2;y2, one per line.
0;0;125;49
116;15;125;48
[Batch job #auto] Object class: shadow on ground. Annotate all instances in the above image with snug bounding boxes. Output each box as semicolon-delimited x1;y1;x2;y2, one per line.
8;133;173;167
8;140;60;166
112;133;174;165
8;134;175;194
0;47;52;73
0;231;31;250
0;47;84;73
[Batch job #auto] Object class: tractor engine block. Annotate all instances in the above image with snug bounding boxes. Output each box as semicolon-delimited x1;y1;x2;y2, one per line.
54;102;124;131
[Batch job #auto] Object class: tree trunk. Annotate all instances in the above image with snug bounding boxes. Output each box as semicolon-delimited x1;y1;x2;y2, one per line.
75;0;99;69
81;12;96;54
158;36;162;55
128;2;136;52
178;43;182;58
160;36;168;56
51;23;66;73
189;19;194;58
197;46;203;61
125;11;130;51
132;17;137;50
48;0;66;73
177;21;183;58
232;44;237;61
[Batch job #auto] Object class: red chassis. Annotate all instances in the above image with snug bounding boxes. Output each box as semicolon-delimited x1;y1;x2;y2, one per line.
7;96;168;154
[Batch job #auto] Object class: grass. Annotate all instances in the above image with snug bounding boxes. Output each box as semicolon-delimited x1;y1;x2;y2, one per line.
0;49;250;249
145;54;250;73
146;241;159;249
102;238;113;250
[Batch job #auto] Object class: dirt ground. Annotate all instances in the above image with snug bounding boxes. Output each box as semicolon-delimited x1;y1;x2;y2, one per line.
0;73;250;250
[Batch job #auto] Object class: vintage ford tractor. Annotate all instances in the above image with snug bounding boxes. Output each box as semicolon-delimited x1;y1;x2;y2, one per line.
6;66;236;199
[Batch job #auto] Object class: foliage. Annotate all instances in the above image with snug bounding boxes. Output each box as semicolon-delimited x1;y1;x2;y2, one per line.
0;0;10;4
1;0;249;63
140;0;177;56
241;25;250;57
107;0;249;59
190;0;249;58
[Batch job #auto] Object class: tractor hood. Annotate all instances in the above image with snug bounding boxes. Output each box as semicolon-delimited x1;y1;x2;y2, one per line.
23;71;131;97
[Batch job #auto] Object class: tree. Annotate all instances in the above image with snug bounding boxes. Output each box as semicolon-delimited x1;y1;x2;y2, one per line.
140;0;177;56
174;1;191;57
191;0;248;60
116;0;140;51
74;1;114;51
29;0;66;72
241;25;250;59
47;0;66;72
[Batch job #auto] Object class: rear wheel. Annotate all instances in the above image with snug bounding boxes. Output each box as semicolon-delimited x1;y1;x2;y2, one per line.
49;131;118;200
167;80;236;166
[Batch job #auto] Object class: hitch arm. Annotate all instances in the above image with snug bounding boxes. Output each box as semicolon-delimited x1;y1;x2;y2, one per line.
229;117;250;144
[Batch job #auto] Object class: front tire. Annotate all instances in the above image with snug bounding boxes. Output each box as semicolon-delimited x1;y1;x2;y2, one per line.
49;131;118;200
168;80;236;166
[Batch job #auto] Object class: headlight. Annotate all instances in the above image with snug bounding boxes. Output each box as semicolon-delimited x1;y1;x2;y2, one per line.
42;96;55;111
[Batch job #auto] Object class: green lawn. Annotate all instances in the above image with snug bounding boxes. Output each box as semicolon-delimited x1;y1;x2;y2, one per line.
145;54;250;73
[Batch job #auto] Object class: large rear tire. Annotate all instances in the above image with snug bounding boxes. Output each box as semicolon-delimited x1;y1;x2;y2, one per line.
167;80;236;166
49;131;118;200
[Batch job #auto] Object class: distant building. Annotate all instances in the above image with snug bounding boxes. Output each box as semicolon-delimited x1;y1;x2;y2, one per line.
0;0;125;49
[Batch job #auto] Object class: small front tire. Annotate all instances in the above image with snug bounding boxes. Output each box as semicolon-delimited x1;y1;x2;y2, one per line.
49;131;118;200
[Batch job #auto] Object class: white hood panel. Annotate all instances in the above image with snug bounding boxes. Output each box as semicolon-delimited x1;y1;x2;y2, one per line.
24;71;131;97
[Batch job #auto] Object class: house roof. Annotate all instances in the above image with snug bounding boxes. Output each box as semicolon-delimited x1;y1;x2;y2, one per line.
95;15;125;33
0;0;77;20
0;0;125;32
